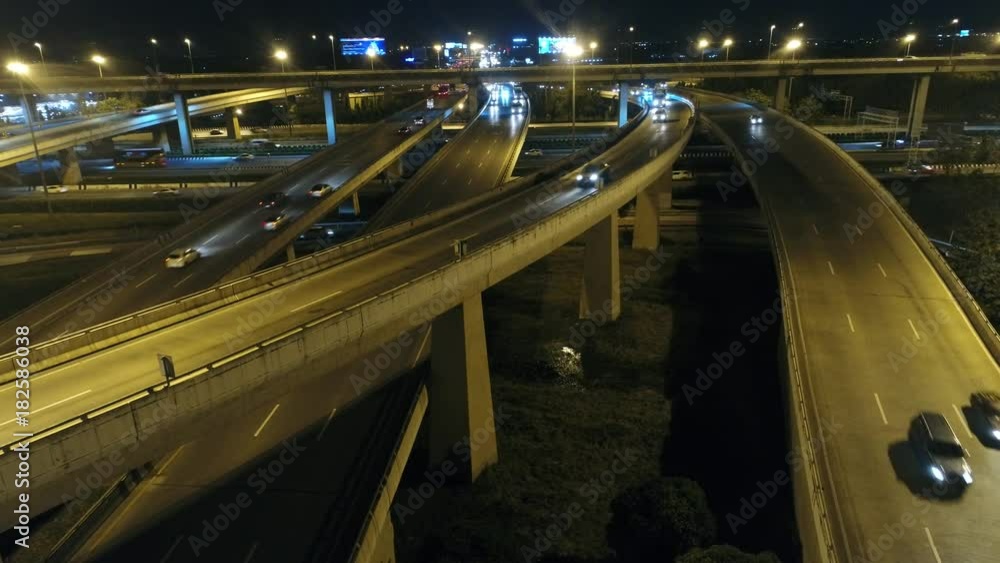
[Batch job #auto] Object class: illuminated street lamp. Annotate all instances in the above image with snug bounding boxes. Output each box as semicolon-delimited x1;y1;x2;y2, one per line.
949;18;960;58
184;38;194;73
797;22;805;30
786;38;802;61
767;24;776;59
33;43;46;75
6;62;51;213
628;26;635;65
904;34;916;57
91;55;106;77
366;45;377;71
150;38;160;73
698;39;709;62
723;38;733;61
274;49;289;72
567;43;584;150
328;35;337;70
589;41;598;59
433;44;442;68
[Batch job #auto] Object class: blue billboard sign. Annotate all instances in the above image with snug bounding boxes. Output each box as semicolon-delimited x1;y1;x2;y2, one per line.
341;37;386;56
538;36;577;55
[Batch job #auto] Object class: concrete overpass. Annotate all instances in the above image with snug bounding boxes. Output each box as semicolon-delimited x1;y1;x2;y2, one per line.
0;88;308;168
690;88;1000;563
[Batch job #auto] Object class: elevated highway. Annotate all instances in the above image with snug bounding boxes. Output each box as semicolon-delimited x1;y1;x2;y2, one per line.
692;89;1000;563
0;88;307;169
0;94;694;532
3;56;999;94
0;94;465;345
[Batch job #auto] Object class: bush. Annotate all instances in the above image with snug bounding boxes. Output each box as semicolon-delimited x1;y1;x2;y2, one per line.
607;477;716;562
676;544;782;563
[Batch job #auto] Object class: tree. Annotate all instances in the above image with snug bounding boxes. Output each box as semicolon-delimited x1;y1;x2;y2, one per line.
607;477;716;562
676;545;782;563
793;95;824;123
741;89;772;107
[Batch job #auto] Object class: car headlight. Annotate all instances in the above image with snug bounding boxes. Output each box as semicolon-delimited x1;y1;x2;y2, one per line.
576;174;583;181
992;429;1000;439
589;173;599;181
962;470;974;484
930;466;945;482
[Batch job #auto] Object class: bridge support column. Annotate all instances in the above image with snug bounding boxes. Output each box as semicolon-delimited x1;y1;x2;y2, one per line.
285;244;296;262
774;78;789;112
466;85;479;115
224;107;242;141
618;81;629;128
352;192;361;216
906;75;930;146
154;125;172;152
59;148;82;186
430;294;498;482
579;213;620;321
323;89;337;145
633;167;671;250
173;92;194;155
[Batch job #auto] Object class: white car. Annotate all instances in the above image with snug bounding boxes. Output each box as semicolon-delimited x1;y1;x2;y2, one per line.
413;116;426;125
671;170;694;181
524;148;543;157
263;212;288;231
234;153;255;161
652;109;668;122
165;248;200;268
132;108;149;115
153;188;180;197
308;183;334;198
749;114;764;125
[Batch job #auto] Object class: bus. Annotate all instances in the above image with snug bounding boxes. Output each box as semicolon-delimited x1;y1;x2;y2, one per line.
114;147;167;168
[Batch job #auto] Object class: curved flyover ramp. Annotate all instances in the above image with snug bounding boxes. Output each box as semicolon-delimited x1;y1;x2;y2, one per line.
692;89;1000;563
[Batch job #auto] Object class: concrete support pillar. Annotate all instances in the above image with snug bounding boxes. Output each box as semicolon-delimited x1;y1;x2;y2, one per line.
618;81;629;128
59;148;82;186
579;213;621;321
352;192;361;216
370;517;396;563
224;107;242;141
633;168;671;250
322;89;337;145
154;125;172;152
285;244;296;261
774;78;789;112
430;294;498;483
466;85;479;115
173;92;194;155
906;75;930;145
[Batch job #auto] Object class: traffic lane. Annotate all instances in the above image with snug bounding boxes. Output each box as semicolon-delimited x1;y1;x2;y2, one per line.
21;100;456;342
82;333;427;562
705;100;1000;562
0;98;685;441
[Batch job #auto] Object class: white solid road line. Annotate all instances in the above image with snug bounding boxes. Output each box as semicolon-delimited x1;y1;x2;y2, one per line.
1;389;92;427
253;404;280;438
877;263;888;278
160;536;184;563
290;290;343;313
908;319;922;341
157;445;187;476
317;407;338;441
827;261;836;276
69;247;112;257
874;393;888;425
952;404;974;438
0;255;31;266
237;233;251;245
204;232;221;245
173;273;194;288
136;273;157;288
812;224;819;235
414;328;431;368
924;528;943;563
846;313;856;333
243;541;259;563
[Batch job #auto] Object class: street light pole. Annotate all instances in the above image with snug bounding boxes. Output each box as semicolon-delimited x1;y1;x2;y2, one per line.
91;55;106;78
8;63;51;213
184;39;194;73
34;43;46;76
904;34;916;57
150;38;159;72
328;35;337;70
767;25;775;59
698;39;709;62
949;19;959;59
723;39;733;61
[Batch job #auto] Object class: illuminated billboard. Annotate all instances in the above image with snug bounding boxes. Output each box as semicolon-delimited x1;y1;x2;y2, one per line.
537;36;577;55
341;37;386;56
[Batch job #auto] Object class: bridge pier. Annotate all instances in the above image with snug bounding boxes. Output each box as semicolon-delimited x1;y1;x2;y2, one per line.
466;85;479;115
352;192;362;216
579;213;621;321
429;294;498;482
774;78;789;112
618;81;629;127
224;107;242;141
173;92;194;155
633;167;671;250
285;244;296;262
323;89;337;145
58;147;82;186
154;125;172;152
905;75;930;146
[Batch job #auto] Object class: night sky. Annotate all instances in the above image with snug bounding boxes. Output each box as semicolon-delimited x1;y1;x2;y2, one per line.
3;0;996;62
